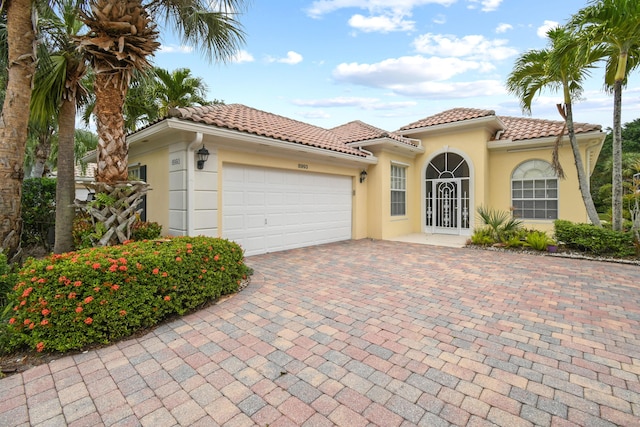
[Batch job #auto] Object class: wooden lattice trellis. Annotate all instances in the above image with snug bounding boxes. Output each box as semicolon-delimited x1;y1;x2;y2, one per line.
76;181;150;246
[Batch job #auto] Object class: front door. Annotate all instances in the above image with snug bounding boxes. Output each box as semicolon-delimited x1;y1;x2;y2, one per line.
425;152;471;235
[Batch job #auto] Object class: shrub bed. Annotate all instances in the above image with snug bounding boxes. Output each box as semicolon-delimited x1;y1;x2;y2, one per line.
554;220;636;258
3;236;249;353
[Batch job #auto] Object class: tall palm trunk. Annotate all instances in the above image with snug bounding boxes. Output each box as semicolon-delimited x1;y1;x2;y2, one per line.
54;97;77;253
0;0;36;258
564;102;602;226
612;80;623;231
94;72;128;183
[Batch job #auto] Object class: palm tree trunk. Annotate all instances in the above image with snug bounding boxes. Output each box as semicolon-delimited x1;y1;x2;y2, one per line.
612;80;623;231
0;0;36;258
54;97;77;254
94;72;128;183
565;103;602;227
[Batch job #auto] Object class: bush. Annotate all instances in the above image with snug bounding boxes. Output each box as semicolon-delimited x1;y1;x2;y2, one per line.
554;220;636;257
470;227;495;246
3;236;250;353
0;254;17;309
21;178;56;249
131;220;162;241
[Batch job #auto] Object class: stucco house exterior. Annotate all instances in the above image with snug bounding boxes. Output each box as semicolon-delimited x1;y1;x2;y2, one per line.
125;104;604;256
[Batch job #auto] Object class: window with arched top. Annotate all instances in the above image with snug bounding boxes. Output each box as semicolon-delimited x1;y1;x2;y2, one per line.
511;160;558;220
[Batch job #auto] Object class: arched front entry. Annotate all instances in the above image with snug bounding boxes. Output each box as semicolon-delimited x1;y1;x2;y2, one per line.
425;151;471;235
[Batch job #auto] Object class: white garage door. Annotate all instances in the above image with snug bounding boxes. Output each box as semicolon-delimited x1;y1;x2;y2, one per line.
223;164;353;256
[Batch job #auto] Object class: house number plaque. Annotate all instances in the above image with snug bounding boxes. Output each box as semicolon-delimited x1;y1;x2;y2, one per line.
298;163;309;169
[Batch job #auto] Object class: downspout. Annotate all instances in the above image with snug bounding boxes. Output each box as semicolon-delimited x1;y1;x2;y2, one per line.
186;132;203;236
358;146;374;157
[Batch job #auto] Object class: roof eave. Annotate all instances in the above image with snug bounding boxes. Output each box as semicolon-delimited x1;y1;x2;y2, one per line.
399;115;506;136
347;137;425;153
132;118;379;165
487;130;605;151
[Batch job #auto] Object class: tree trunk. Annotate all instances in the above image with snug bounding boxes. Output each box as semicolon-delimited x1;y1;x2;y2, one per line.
612;80;623;231
0;0;37;259
565;103;602;227
54;97;77;254
32;129;53;178
94;72;128;183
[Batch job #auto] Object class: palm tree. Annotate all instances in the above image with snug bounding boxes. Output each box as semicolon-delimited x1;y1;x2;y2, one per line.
76;0;246;183
0;0;38;259
570;0;640;231
30;0;89;253
152;67;210;117
72;0;245;246
506;26;603;226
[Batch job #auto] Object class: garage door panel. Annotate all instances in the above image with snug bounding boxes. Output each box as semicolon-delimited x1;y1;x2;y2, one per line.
223;164;352;256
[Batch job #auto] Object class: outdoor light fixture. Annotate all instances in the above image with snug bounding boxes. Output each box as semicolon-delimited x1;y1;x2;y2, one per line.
196;145;210;170
359;169;368;183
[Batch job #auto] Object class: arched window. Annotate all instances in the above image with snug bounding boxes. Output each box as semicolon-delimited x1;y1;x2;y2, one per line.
511;160;557;220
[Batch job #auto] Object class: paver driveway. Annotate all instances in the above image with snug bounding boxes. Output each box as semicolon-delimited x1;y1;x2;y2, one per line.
1;240;640;426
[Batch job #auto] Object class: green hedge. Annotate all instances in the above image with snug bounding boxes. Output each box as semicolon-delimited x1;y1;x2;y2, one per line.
3;236;249;353
554;220;636;258
21;178;56;248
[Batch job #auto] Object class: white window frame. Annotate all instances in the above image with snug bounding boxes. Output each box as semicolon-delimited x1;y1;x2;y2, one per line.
391;163;407;216
511;160;558;220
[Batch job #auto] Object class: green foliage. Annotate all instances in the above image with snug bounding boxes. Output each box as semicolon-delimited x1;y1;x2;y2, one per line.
0;254;18;309
130;221;162;241
554;220;636;257
476;205;524;243
524;231;554;251
72;213;107;250
470;227;495;246
21;178;57;249
2;237;250;353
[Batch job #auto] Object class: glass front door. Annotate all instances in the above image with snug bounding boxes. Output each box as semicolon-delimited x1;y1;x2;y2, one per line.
425;153;470;235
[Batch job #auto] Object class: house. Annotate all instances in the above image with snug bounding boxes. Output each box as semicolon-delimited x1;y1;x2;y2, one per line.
125;104;604;256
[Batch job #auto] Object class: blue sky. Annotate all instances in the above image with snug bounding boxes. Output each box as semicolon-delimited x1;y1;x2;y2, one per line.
151;0;640;132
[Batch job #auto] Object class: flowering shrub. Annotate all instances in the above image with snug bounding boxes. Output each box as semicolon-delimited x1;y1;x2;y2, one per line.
3;236;249;352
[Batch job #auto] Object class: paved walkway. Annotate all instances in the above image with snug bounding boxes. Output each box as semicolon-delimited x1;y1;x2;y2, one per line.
1;240;639;426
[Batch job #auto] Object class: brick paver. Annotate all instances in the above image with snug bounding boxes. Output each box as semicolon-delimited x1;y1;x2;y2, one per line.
1;240;639;426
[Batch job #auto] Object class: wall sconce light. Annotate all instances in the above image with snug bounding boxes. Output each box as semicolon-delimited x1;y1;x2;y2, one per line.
359;170;368;183
196;145;210;170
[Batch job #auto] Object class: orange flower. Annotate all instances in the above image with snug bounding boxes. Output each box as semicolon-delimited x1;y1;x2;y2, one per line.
164;296;171;301
36;342;45;352
68;292;76;299
41;308;50;316
214;254;220;261
119;310;127;316
119;265;127;271
111;284;120;291
74;281;82;287
23;319;31;325
109;264;118;272
22;287;33;298
92;263;101;270
41;319;49;326
75;306;83;313
152;268;159;275
46;265;54;271
175;257;182;262
8;318;15;325
84;296;94;304
162;272;168;277
84;317;93;325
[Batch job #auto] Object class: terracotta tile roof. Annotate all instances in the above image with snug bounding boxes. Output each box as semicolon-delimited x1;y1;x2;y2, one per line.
496;116;602;141
330;120;419;147
399;107;496;131
168;104;367;157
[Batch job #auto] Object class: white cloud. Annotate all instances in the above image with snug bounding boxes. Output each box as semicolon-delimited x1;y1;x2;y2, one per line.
413;33;518;61
433;14;446;24
268;51;304;65
158;44;193;54
467;0;503;12
495;23;512;34
333;55;493;87
231;50;254;63
537;20;559;38
306;0;457;19
348;13;415;32
390;79;506;98
292;96;417;110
